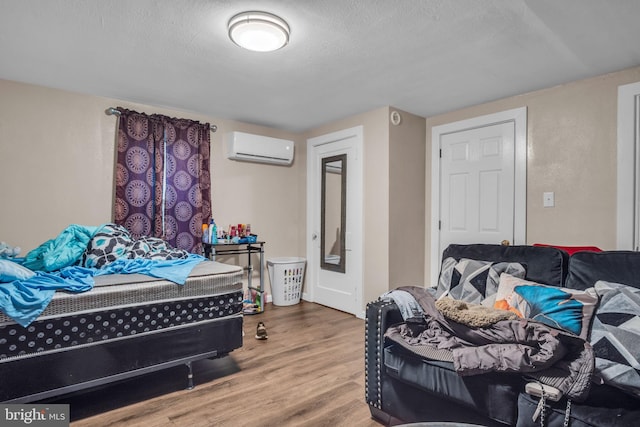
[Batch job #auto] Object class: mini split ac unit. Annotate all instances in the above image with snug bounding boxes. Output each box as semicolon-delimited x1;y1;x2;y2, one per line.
225;131;294;165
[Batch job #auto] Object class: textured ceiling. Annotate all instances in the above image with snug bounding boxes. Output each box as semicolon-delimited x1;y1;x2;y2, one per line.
1;0;640;132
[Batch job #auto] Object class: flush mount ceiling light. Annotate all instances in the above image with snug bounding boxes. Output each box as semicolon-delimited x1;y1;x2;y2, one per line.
228;11;290;52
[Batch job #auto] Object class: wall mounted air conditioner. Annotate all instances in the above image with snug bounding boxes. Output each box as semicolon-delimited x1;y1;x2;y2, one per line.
225;131;294;165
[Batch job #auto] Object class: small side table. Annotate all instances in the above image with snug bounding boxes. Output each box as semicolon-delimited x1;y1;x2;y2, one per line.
203;241;265;314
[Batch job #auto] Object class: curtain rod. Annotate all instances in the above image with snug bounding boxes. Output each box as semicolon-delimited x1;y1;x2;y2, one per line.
105;107;217;132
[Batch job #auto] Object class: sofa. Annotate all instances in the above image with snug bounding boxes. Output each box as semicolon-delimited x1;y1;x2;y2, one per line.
365;244;640;426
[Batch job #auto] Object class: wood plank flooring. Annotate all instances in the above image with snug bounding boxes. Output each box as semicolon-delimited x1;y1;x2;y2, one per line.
60;301;381;427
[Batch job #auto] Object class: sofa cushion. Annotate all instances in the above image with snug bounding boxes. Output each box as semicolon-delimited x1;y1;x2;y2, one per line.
517;392;639;427
533;243;602;256
494;273;598;339
436;257;525;305
590;281;640;398
566;250;640;290
383;344;522;425
442;244;569;286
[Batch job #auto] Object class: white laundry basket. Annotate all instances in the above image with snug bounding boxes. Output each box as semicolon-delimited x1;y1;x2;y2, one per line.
267;257;306;306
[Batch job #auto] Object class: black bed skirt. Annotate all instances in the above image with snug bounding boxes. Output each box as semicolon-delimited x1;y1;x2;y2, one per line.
0;313;243;402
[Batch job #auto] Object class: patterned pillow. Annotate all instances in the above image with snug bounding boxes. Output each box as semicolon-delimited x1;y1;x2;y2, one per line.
81;224;133;268
436;257;526;305
494;273;598;339
130;236;189;260
590;281;640;398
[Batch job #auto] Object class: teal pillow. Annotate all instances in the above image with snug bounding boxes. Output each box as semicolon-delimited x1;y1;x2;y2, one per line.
0;259;36;282
494;273;598;339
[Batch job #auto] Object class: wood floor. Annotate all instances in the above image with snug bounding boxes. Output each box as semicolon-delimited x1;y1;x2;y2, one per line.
60;301;381;427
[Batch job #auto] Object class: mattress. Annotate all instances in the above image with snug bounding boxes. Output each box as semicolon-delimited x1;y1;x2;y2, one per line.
0;260;243;362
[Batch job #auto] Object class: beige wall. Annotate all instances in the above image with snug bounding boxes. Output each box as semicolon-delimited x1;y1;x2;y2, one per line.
0;80;116;251
4;64;640;310
305;107;426;309
389;109;426;288
425;65;640;284
0;79;303;298
304;107;390;310
0;78;420;314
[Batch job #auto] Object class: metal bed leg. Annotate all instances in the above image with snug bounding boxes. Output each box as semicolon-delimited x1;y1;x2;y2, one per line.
186;361;194;390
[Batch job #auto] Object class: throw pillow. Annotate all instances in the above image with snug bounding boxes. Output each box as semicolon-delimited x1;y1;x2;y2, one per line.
81;223;134;269
494;273;598;339
590;281;640;398
436;258;526;305
0;259;36;282
130;236;189;260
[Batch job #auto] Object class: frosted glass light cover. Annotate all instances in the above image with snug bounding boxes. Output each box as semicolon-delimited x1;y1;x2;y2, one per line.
228;12;290;52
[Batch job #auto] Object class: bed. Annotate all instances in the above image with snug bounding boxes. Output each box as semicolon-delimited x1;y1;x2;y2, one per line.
0;225;245;403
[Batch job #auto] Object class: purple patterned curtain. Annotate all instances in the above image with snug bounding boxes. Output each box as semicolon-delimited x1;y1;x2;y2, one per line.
113;107;212;253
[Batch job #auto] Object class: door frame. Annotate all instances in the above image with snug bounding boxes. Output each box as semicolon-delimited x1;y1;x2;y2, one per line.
430;107;527;284
616;81;640;250
306;126;363;316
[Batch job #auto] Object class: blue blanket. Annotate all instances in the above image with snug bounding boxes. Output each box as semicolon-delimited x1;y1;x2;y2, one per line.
0;254;205;327
22;224;98;272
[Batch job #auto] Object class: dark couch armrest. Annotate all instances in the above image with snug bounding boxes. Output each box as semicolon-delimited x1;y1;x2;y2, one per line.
365;298;403;409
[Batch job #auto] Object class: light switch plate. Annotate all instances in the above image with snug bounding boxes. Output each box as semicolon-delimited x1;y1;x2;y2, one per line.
543;191;555;207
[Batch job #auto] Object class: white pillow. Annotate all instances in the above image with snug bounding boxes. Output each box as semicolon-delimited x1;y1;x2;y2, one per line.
0;259;36;282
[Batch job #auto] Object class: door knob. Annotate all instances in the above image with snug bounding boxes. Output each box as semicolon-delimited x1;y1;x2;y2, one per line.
312;233;318;240
501;240;510;246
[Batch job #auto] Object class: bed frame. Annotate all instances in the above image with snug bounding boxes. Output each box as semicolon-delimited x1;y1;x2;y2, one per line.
0;261;244;403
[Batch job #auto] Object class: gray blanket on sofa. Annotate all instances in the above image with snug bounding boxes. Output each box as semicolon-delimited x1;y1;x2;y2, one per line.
384;286;594;401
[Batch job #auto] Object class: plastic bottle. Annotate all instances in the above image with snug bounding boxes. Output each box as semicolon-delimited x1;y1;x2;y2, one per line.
202;223;209;244
209;218;215;245
211;219;218;244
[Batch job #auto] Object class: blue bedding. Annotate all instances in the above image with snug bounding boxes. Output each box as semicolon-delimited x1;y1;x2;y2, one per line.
1;224;206;327
0;267;94;327
0;254;205;327
22;224;98;272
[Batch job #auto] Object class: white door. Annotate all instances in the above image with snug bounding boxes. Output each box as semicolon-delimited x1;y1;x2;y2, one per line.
440;122;515;249
616;81;640;250
431;108;527;284
306;126;363;316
